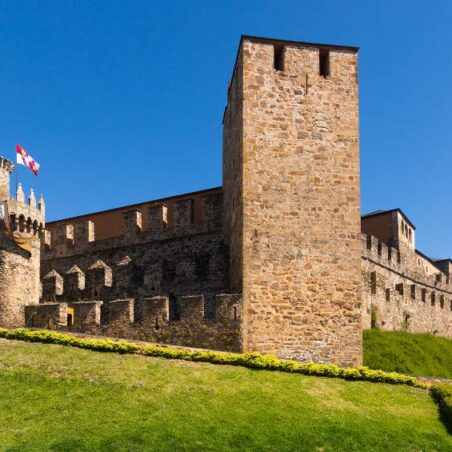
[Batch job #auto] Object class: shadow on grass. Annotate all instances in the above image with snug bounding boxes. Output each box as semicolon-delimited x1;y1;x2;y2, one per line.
431;388;452;434
438;406;452;435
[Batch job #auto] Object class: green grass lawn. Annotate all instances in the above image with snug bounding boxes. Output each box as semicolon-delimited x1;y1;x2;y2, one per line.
0;339;450;451
364;329;452;379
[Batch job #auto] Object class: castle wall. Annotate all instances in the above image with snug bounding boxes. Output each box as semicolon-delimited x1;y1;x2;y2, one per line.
0;157;44;327
223;37;362;366
361;234;452;337
223;45;244;294
25;294;242;351
0;232;41;327
39;192;242;351
48;187;222;241
15;36;450;364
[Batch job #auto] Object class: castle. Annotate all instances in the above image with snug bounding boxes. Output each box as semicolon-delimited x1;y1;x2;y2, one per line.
0;36;450;367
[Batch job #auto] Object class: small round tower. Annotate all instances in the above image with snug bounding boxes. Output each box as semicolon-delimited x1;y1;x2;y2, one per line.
0;156;45;327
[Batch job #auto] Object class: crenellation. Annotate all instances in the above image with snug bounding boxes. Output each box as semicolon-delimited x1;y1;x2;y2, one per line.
0;36;449;365
142;296;169;326
101;298;134;326
28;189;36;208
69;300;102;329
201;193;222;232
86;260;113;299
74;220;95;249
64;265;85;296
16;183;25;203
42;270;63;300
179;295;204;321
123;209;143;241
25;302;67;329
53;223;74;248
215;294;242;322
146;204;168;233
173;198;195;232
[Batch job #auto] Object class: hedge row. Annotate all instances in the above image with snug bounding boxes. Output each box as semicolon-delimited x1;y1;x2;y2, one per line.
0;328;426;388
431;384;452;429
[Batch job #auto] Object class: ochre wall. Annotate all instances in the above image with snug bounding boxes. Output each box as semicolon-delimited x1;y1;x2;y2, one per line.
46;188;222;241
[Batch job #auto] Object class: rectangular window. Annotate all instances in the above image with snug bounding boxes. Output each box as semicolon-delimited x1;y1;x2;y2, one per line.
385;288;391;302
422;289;427;303
370;272;377;295
410;284;416;300
319;48;330;77
274;44;285;71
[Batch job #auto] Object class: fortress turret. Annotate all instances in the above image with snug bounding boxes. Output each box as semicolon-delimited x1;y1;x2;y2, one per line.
0;156;45;327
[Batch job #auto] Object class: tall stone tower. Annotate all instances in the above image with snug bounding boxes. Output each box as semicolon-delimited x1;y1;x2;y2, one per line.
0;157;45;327
223;36;362;366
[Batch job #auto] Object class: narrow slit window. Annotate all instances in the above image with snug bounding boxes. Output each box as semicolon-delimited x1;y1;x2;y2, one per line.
422;289;427;303
319;49;330;77
370;272;377;295
273;44;284;71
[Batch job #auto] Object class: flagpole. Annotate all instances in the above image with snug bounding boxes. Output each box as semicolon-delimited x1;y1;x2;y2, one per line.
15;163;18;200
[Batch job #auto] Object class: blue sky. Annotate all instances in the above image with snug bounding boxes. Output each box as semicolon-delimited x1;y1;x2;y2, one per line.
1;1;451;257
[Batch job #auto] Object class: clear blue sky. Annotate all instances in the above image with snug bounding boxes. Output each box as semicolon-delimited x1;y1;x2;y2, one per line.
1;1;451;258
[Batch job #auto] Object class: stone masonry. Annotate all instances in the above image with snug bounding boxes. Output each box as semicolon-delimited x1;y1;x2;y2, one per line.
0;35;450;366
0;157;45;327
223;36;362;366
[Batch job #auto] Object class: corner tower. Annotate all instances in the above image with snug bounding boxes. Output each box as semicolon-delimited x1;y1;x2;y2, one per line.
0;156;45;327
223;36;362;366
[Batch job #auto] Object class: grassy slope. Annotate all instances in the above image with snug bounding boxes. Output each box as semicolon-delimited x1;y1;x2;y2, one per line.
364;329;452;379
0;339;450;451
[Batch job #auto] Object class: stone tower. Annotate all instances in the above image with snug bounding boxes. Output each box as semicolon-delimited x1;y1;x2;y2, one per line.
223;36;362;366
0;157;45;327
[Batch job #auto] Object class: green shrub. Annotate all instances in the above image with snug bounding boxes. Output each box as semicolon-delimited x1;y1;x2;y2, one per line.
0;327;426;389
431;384;452;432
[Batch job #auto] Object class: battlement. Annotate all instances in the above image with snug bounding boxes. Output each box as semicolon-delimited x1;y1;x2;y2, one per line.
44;192;222;258
7;187;45;235
27;294;241;328
25;293;242;351
361;233;452;292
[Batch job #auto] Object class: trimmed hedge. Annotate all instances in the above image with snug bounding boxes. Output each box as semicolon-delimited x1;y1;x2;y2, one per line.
431;384;452;430
0;328;426;388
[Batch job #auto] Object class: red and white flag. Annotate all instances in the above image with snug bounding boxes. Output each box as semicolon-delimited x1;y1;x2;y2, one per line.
16;144;40;176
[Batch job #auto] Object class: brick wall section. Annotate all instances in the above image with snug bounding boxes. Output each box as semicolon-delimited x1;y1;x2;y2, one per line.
224;38;362;366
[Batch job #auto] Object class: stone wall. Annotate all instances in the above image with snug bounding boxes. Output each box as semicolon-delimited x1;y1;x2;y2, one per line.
223;36;363;366
362;233;452;337
223;45;244;294
42;192;228;306
21;36;451;365
0;157;44;327
26;294;242;351
39;191;240;351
